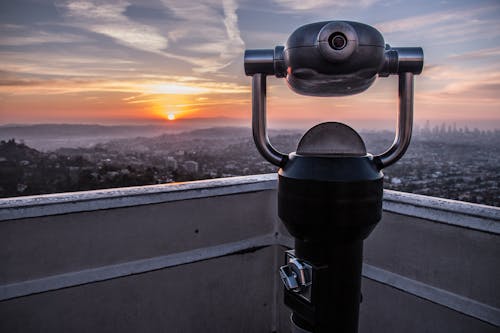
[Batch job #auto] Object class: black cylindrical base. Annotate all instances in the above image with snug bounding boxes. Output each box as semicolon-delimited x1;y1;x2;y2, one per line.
278;153;383;333
289;239;364;333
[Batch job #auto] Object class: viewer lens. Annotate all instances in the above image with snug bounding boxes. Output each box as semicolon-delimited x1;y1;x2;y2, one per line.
329;33;347;50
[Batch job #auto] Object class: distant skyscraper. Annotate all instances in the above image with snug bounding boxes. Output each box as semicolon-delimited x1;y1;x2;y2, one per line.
425;120;431;132
184;161;199;174
440;123;446;135
166;157;178;171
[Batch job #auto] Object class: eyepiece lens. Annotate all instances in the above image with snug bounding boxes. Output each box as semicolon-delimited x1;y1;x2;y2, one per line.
329;33;347;50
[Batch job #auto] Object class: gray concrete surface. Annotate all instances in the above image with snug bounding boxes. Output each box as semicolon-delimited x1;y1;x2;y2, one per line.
365;211;500;308
0;247;277;333
359;278;498;333
0;191;277;284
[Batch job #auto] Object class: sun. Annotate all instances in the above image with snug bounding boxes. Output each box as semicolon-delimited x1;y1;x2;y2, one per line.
167;113;176;121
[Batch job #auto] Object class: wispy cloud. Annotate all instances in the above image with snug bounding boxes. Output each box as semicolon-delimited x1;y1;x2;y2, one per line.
0;25;90;46
56;0;169;54
0;71;249;96
54;0;245;74
0;50;138;78
242;30;288;47
0;32;88;46
271;0;379;11
418;64;500;105
375;5;500;44
447;47;500;61
160;0;245;73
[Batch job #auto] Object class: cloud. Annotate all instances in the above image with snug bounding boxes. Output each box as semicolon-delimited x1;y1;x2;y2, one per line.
242;30;288;47
0;31;89;46
54;0;245;74
0;71;249;96
418;64;500;105
159;0;245;73
0;24;90;46
375;5;500;44
56;0;169;54
447;47;500;61
0;50;139;78
271;0;379;11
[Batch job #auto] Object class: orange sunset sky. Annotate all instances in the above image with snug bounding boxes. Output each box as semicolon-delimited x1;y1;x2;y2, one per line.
1;0;499;130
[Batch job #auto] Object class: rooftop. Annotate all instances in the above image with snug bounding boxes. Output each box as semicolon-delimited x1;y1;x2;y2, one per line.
0;174;499;332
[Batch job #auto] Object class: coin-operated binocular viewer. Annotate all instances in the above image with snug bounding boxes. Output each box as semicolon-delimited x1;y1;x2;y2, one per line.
244;21;423;333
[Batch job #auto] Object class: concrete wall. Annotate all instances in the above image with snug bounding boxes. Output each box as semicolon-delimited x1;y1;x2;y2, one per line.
360;278;497;333
0;175;498;332
360;210;500;333
1;248;278;333
0;191;277;284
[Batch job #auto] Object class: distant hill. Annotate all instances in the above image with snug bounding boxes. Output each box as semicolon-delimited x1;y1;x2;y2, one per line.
2;123;497;153
0;123;301;152
0;124;163;137
0;117;248;140
0;124;180;151
177;126;251;139
0;139;42;161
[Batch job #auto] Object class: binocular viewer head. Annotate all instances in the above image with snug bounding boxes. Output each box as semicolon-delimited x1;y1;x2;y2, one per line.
244;21;423;96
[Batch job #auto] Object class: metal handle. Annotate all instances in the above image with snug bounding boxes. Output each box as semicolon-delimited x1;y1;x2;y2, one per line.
252;74;288;167
380;47;424;76
374;72;414;169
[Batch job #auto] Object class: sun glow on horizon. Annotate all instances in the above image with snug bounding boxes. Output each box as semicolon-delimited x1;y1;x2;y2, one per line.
167;113;176;120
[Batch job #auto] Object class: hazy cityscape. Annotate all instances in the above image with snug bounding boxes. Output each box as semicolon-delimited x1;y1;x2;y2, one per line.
0;123;498;207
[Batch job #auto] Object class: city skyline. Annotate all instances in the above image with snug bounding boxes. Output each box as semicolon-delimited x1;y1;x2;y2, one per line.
1;0;500;130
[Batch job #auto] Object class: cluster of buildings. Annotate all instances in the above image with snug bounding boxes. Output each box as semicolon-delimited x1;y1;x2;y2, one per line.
1;126;498;206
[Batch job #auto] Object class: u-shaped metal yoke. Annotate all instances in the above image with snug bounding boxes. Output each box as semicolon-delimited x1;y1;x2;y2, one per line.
250;48;422;170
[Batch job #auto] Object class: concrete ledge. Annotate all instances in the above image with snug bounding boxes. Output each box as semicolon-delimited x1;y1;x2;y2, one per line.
1;174;498;234
383;190;500;234
0;174;277;221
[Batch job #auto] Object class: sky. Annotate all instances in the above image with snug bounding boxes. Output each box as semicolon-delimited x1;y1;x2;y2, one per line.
0;0;499;130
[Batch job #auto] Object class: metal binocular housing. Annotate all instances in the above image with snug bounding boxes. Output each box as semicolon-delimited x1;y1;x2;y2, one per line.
245;20;423;96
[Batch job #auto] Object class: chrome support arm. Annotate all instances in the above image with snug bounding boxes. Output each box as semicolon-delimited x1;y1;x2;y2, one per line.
252;74;288;167
375;72;414;169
